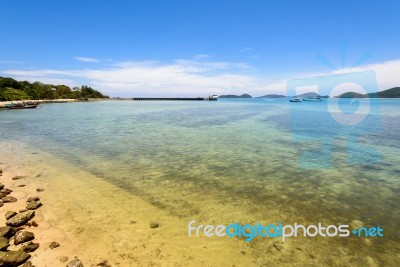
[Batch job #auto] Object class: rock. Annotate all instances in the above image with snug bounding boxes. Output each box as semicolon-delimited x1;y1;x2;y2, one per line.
27;197;40;202
26;221;38;227
14;231;35;245
26;201;42;210
50;242;60;249
96;260;111;267
17;185;26;187
59;256;68;262
2;196;17;203
21;261;34;267
19;209;28;213
272;241;284;251
0;226;15;238
0;188;12;195
150;222;160;229
5;211;17;220
0;250;31;266
12;176;25;180
350;220;364;229
36;188;45;192
20;241;39;253
0;237;9;251
0;193;6;198
0;200;3;207
66;256;84;267
0;184;4;190
6;210;35;227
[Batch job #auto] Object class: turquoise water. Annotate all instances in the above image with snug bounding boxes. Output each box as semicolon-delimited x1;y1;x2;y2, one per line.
1;99;399;265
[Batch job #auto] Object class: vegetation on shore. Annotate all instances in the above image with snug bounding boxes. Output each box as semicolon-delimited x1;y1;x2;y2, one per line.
337;87;400;98
0;77;109;101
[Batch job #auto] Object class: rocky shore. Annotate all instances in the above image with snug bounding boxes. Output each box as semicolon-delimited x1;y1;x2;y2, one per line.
0;166;85;267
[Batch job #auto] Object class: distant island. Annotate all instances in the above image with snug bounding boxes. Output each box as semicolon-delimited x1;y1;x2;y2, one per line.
337;87;400;98
0;76;109;101
218;94;252;98
295;92;329;98
257;94;286;98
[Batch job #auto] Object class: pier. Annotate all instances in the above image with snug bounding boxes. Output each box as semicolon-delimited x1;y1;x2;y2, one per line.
132;95;218;101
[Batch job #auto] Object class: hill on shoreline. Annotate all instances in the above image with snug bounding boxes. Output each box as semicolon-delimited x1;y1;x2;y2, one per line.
337;87;400;98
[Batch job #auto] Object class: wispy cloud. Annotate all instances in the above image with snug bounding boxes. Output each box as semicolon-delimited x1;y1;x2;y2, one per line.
74;56;101;63
1;57;400;97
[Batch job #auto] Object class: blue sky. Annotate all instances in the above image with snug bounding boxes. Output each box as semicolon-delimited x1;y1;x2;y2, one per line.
1;0;400;96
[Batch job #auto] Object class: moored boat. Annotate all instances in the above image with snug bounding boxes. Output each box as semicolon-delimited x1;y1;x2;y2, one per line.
6;102;39;109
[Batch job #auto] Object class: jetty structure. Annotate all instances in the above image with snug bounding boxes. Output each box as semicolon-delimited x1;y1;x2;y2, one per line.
132;95;218;101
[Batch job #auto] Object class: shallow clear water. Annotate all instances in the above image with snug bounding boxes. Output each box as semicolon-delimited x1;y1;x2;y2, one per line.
0;98;399;265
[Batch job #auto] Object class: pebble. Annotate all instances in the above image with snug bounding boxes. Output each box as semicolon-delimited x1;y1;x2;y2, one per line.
49;241;60;249
36;188;45;192
67;256;84;267
59;256;69;262
150;222;160;229
12;176;25;180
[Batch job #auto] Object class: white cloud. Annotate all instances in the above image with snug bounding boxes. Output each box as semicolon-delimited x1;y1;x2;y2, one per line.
1;57;399;97
74;57;101;63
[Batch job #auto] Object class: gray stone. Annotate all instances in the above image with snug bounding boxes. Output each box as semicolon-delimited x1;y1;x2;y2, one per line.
5;211;17;220
14;231;35;245
66;256;84;267
2;196;17;203
6;210;35;227
0;250;31;266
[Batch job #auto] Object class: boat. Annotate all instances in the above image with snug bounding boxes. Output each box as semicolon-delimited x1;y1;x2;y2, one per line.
289;98;302;102
205;95;218;101
6;102;39;109
302;97;322;101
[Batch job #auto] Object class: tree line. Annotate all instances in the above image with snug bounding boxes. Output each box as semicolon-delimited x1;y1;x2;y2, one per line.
0;77;109;101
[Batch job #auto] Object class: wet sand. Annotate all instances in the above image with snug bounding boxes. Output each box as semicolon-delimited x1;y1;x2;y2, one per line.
0;142;258;266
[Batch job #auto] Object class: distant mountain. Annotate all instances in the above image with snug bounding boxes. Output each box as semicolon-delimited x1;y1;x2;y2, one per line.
295;92;321;98
337;92;366;98
368;87;400;98
218;94;252;98
257;94;285;98
337;87;400;98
